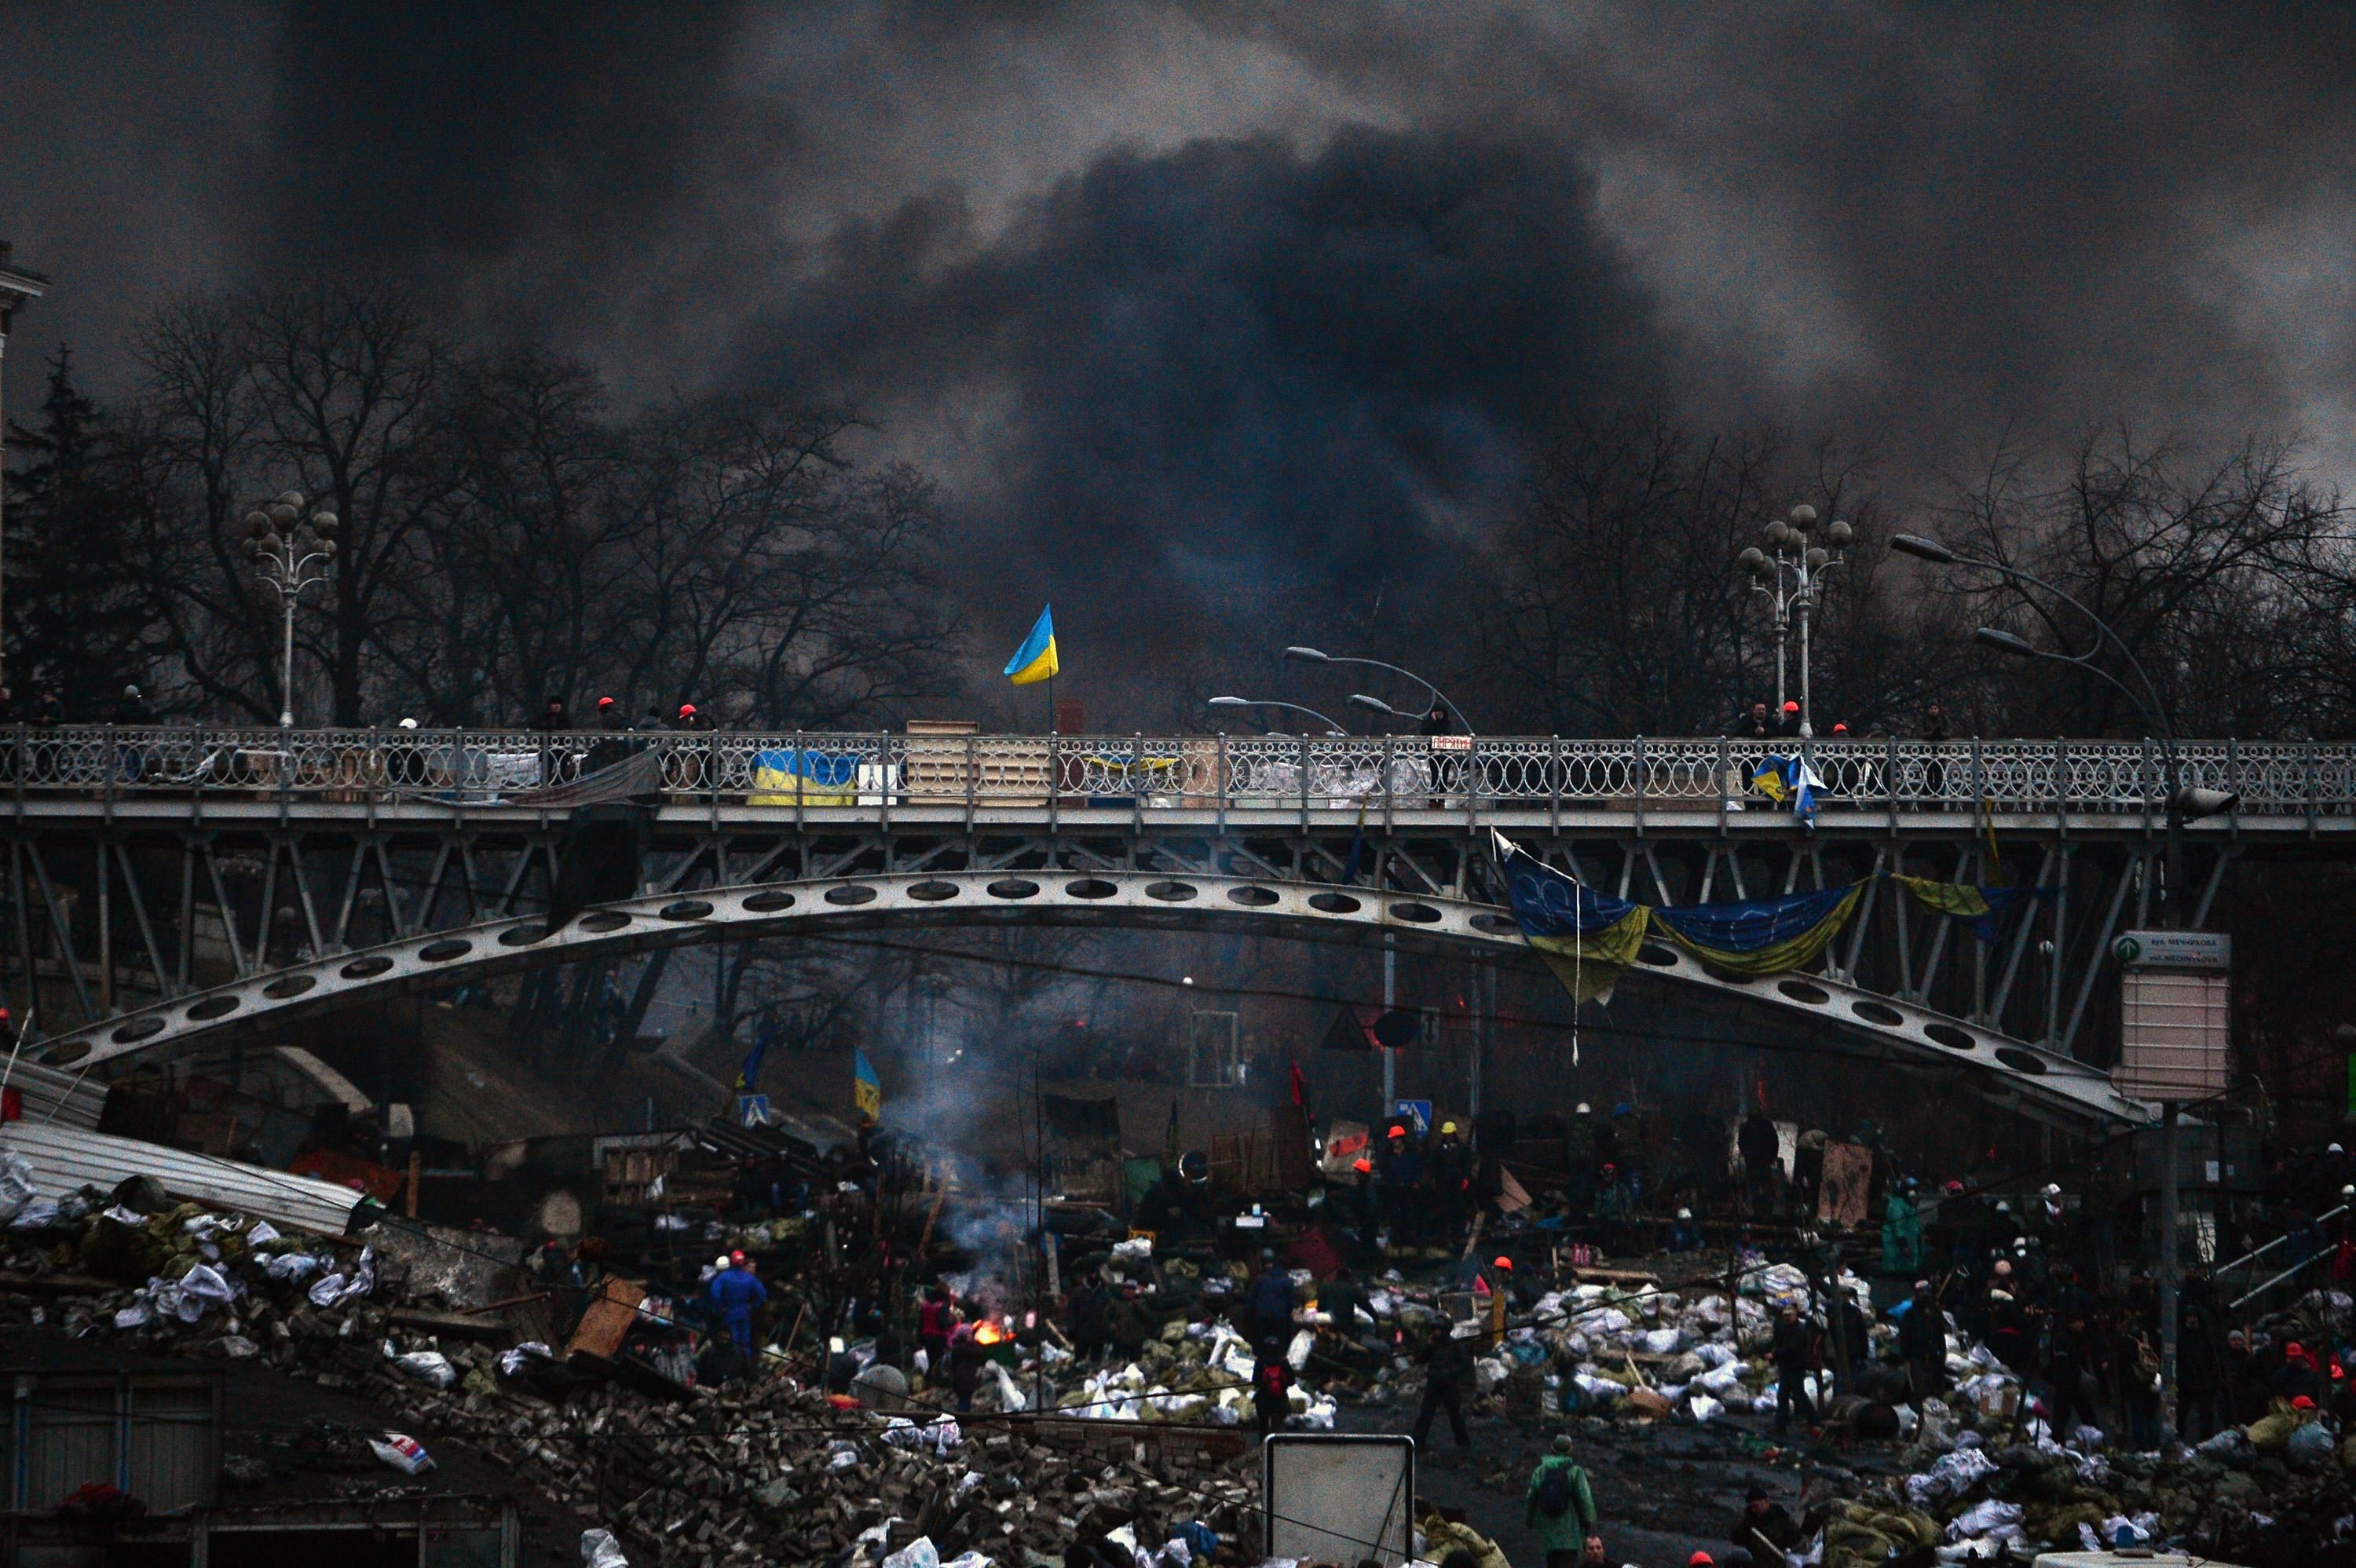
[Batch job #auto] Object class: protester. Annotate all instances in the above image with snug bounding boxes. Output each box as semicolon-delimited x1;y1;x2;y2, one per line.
1414;1322;1476;1456
708;1249;766;1365
1246;1249;1296;1348
1730;1486;1801;1565
1524;1433;1601;1568
1772;1303;1818;1432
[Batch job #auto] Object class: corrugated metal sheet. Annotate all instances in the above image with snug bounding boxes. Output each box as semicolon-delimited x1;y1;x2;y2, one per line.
0;1058;107;1128
1;1369;221;1511
0;1120;368;1236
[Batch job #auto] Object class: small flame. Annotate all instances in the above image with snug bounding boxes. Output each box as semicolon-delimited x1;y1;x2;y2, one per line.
974;1321;1008;1346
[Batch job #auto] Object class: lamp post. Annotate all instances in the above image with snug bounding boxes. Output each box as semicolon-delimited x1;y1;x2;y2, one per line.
1895;530;2240;1438
1205;695;1348;735
0;244;50;698
1282;647;1469;731
243;492;338;729
1738;505;1851;737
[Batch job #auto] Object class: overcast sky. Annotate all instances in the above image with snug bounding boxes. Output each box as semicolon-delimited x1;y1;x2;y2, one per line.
5;2;2353;691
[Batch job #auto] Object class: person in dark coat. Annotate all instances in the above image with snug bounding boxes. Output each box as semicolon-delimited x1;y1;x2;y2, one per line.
1898;1281;1946;1403
2168;1299;2224;1431
1414;1325;1476;1455
1246;1251;1296;1348
1731;1486;1801;1566
947;1320;987;1413
1772;1304;1819;1432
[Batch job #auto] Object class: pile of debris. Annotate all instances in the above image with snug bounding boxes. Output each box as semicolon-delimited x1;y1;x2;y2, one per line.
0;1161;1256;1566
360;1343;1256;1566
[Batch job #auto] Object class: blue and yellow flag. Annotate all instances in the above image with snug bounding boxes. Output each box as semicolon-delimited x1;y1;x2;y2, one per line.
853;1050;882;1127
1004;605;1060;686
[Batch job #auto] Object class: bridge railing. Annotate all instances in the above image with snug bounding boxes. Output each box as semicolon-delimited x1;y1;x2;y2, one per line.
1;727;2349;815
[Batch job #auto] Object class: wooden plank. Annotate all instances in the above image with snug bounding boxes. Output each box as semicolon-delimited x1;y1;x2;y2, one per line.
565;1275;647;1359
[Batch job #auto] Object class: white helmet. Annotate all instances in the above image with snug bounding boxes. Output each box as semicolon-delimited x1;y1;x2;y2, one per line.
1575;1102;1592;1115
2043;1183;2061;1197
397;717;419;730
715;1254;730;1270
1677;1208;1692;1220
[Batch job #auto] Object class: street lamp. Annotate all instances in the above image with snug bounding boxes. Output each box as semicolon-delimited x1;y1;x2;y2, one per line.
1738;504;1852;738
1282;646;1469;730
243;492;338;728
1207;696;1348;735
1900;528;2237;1426
0;243;50;698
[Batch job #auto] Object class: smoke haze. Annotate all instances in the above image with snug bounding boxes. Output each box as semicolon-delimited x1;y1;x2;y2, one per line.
7;2;2354;707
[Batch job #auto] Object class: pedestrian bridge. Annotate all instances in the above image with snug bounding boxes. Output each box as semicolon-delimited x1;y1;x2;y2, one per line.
3;726;2346;1130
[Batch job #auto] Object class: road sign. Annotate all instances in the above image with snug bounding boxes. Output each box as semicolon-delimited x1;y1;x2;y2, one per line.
737;1095;772;1128
2113;930;2231;971
1391;1099;1432;1135
1264;1435;1414;1566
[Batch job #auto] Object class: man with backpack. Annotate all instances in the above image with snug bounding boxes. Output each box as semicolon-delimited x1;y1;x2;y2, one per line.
1524;1434;1601;1568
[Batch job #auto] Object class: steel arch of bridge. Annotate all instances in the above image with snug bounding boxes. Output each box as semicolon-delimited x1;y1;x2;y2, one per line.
26;868;2148;1128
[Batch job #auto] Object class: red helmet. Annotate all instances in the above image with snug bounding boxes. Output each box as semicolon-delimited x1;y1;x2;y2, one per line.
1782;700;1798;714
679;703;697;718
729;1249;746;1266
597;696;615;709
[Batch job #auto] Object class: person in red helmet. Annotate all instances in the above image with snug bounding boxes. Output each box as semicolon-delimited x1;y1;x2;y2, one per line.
1378;1122;1423;1246
709;1248;766;1368
1778;700;1801;738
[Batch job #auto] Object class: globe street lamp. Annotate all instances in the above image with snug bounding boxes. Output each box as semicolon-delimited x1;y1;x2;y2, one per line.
1206;696;1348;735
243;492;337;728
1282;646;1469;730
1738;505;1852;738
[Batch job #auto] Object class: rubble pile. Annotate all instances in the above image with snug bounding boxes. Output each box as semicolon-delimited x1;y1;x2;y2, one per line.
357;1349;1258;1566
0;1165;1257;1566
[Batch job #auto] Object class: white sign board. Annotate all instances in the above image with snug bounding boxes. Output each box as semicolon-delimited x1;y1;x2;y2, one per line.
2115;970;2231;1098
1264;1435;1414;1567
2113;930;2231;971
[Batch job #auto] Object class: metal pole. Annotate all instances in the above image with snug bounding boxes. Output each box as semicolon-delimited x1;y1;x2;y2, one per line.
1797;595;1814;739
277;577;297;729
1381;932;1396;1119
2157;1099;2179;1429
1773;605;1787;715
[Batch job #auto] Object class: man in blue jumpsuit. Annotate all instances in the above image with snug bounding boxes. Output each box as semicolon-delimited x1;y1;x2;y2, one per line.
709;1250;767;1365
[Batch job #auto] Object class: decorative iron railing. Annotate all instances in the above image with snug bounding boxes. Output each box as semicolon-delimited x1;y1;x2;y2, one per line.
0;726;2347;816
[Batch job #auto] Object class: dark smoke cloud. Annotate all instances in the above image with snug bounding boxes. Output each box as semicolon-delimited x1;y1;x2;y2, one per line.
7;2;2356;707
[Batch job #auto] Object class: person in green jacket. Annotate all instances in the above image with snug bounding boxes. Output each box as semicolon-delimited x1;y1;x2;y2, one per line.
1882;1180;1923;1274
1524;1434;1601;1568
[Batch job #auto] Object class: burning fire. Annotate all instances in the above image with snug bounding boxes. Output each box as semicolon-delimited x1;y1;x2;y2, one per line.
974;1321;1008;1347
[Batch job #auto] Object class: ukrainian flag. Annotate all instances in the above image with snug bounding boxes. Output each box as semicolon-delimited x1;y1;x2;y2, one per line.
853;1050;882;1126
1004;605;1060;686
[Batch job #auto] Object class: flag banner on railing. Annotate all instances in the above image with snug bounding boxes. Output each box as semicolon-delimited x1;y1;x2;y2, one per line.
1501;835;2047;1002
1893;876;2053;944
1749;753;1827;820
1499;838;1650;1002
1648;881;1864;976
748;748;860;806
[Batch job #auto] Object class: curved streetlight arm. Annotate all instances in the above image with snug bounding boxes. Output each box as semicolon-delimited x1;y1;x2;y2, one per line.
1209;697;1348;734
1290;652;1467;728
1981;635;2168;757
1909;538;2174;751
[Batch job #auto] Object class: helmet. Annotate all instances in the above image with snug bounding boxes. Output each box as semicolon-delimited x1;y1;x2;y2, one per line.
1352;1157;1372;1175
714;1254;730;1270
1677;1208;1692;1219
1388;1124;1407;1139
1440;1121;1458;1135
1913;1279;1930;1292
2043;1183;2061;1196
1995;1201;2010;1213
1782;701;1798;714
1492;1256;1513;1271
679;703;697;718
1600;1162;1616;1175
1575;1102;1592;1115
1944;1179;1964;1193
397;717;419;730
597;696;615;709
729;1249;746;1266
